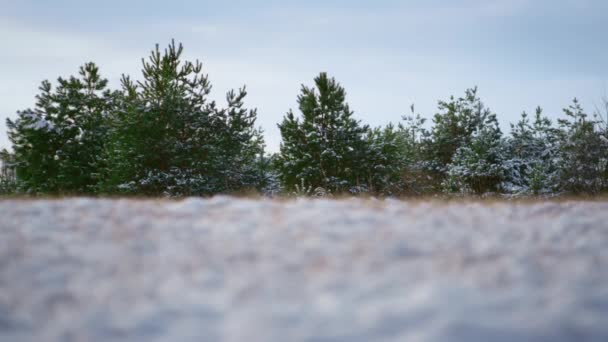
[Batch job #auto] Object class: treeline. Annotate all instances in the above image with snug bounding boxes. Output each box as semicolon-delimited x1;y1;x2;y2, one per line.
2;41;608;197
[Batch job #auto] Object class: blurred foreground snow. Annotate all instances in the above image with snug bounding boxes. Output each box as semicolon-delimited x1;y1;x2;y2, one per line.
1;197;607;341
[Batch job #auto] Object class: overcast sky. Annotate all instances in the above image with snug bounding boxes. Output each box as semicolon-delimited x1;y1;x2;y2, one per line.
1;0;607;152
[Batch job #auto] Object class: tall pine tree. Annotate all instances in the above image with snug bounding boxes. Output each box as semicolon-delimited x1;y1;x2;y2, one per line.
101;41;264;196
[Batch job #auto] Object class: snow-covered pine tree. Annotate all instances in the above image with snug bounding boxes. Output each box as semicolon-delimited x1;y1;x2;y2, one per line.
256;152;282;196
428;88;503;193
443;121;505;194
277;73;369;193
207;88;266;193
556;99;608;193
101;41;265;196
6;63;115;194
6;83;59;193
503;107;560;194
276;110;309;191
596;95;608;151
395;107;434;195
362;124;403;195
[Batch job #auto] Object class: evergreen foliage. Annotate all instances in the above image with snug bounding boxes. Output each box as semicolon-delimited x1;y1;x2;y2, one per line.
423;88;503;193
6;63;115;194
555;99;608;193
101;41;265;196
277;73;370;193
3;45;608;198
362;124;404;195
395;109;434;195
503;108;560;194
443;123;504;194
428;88;496;171
0;149;17;194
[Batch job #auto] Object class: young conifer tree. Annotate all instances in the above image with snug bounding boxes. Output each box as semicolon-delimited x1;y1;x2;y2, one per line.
432;88;504;193
503;107;560;194
556;99;608;193
277;73;370;193
7;63;115;194
102;41;264;196
429;88;496;169
444;121;504;194
362;124;404;195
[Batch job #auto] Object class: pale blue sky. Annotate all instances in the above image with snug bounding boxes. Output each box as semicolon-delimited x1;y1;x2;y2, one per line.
1;0;607;152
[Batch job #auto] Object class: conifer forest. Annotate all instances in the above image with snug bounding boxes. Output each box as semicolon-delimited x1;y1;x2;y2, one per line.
2;41;607;198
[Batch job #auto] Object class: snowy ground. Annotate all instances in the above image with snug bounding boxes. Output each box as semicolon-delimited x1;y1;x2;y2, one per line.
1;197;607;342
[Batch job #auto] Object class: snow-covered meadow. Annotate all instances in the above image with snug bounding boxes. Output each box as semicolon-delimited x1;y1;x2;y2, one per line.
1;197;607;341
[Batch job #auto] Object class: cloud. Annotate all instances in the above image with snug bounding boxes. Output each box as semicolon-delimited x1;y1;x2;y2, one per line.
1;1;607;153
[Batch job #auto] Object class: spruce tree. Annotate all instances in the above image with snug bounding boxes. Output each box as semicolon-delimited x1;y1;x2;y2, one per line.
277;73;369;193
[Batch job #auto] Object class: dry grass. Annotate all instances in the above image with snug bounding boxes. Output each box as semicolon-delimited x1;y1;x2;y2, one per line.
3;192;608;205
